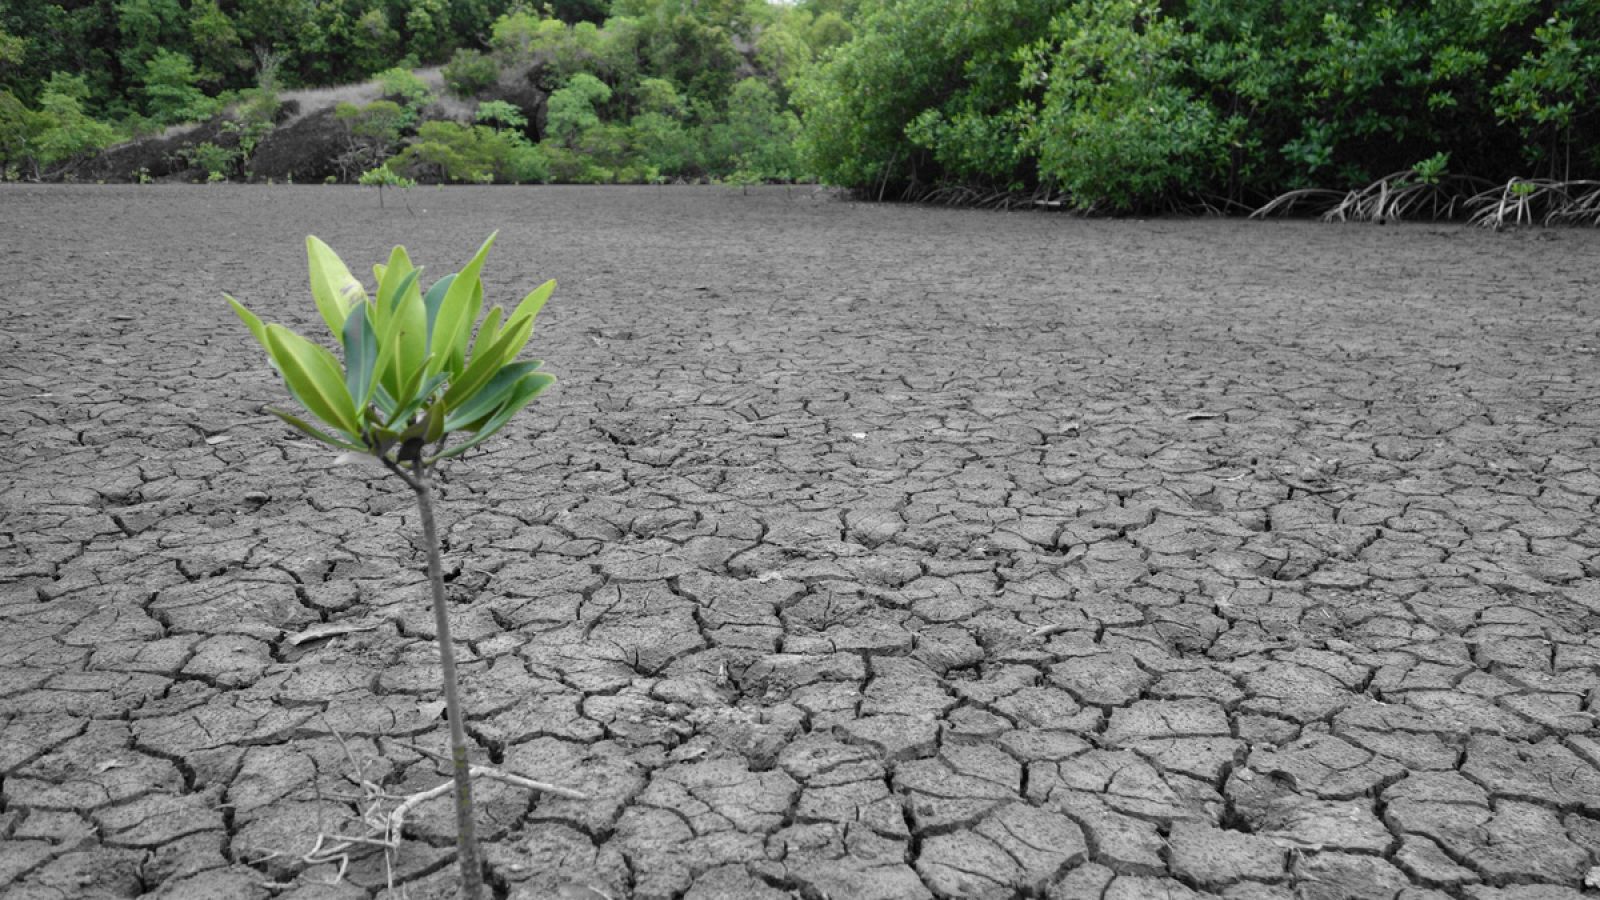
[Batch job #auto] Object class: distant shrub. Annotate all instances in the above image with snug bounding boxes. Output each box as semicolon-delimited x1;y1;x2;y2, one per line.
357;164;417;205
142;50;221;125
545;73;611;146
335;99;409;178
336;100;407;153
371;65;428;126
389;119;547;183
185;141;238;179
490;10;569;64
1;75;118;178
443;49;500;98
475;100;528;133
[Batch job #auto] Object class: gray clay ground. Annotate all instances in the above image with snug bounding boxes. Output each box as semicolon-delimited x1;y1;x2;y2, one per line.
2;185;1599;900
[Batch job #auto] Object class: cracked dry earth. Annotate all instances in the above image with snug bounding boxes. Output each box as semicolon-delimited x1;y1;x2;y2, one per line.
3;185;1599;900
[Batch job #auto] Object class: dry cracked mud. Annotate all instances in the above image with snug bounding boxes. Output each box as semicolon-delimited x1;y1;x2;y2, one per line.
2;184;1599;900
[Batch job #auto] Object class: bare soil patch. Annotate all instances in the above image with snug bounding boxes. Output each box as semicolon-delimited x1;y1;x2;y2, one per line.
3;185;1598;899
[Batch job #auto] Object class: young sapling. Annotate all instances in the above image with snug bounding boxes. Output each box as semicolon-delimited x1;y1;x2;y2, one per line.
228;233;578;899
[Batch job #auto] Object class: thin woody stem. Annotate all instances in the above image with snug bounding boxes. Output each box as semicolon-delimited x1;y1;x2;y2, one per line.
406;458;483;900
379;455;421;492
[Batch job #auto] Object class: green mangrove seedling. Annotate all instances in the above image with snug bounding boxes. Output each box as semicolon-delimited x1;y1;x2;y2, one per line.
359;165;418;209
228;233;573;899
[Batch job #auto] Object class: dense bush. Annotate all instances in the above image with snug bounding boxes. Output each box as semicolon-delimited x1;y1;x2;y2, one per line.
371;67;433;136
442;48;500;98
799;0;1600;209
142;49;219;125
0;0;826;185
10;0;1598;205
0;74;117;179
388;120;547;183
1021;0;1230;208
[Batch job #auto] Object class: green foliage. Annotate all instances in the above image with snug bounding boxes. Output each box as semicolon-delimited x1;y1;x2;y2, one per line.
629;111;695;175
0;26;25;70
338;99;407;150
227;234;556;465
184;140;237;179
390;119;548;183
116;0;189;83
798;0;1600;207
546;73;612;146
359;164;416;188
1491;11;1600;176
404;0;455;61
0;0;823;187
795;0;1051;191
142;50;219;124
0;89;49;175
807;11;853;51
0;74;119;177
634;77;683;117
442;48;500;98
755;25;812;88
336;99;408;177
187;0;244;79
378;66;433;106
475;100;528;132
708;77;799;180
1413;151;1450;185
349;7;403;75
358;164;418;205
1022;0;1229;209
490;10;571;63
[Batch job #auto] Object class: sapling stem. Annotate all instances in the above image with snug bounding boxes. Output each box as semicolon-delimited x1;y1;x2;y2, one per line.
407;457;484;900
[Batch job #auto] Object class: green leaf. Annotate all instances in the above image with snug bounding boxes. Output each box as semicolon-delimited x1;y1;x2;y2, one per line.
306;236;367;338
268;407;367;452
375;246;414;309
450;280;484;377
507;279;556;330
398;395;444;445
474;305;505;357
372;383;398;420
264;324;361;436
442;313;534;411
424;394;448;444
386;369;448;429
371;268;420;398
443;360;542;431
431;372;555;461
427;232;497;378
422;273;456;344
341;302;379;412
384;268;422;316
498;280;555;361
377;265;427;402
225;294;268;350
388;350;428;420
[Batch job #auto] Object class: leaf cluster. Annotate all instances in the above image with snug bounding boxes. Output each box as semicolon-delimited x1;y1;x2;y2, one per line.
228;235;555;468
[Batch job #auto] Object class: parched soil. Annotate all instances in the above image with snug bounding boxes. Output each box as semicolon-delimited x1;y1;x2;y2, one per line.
3;184;1599;900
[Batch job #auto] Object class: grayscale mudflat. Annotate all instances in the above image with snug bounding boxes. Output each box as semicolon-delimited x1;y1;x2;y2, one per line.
3;185;1599;900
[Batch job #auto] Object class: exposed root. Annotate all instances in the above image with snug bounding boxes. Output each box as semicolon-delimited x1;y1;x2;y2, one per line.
1255;172;1600;227
1465;178;1600;228
256;719;587;892
1253;171;1491;223
282;767;585;891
